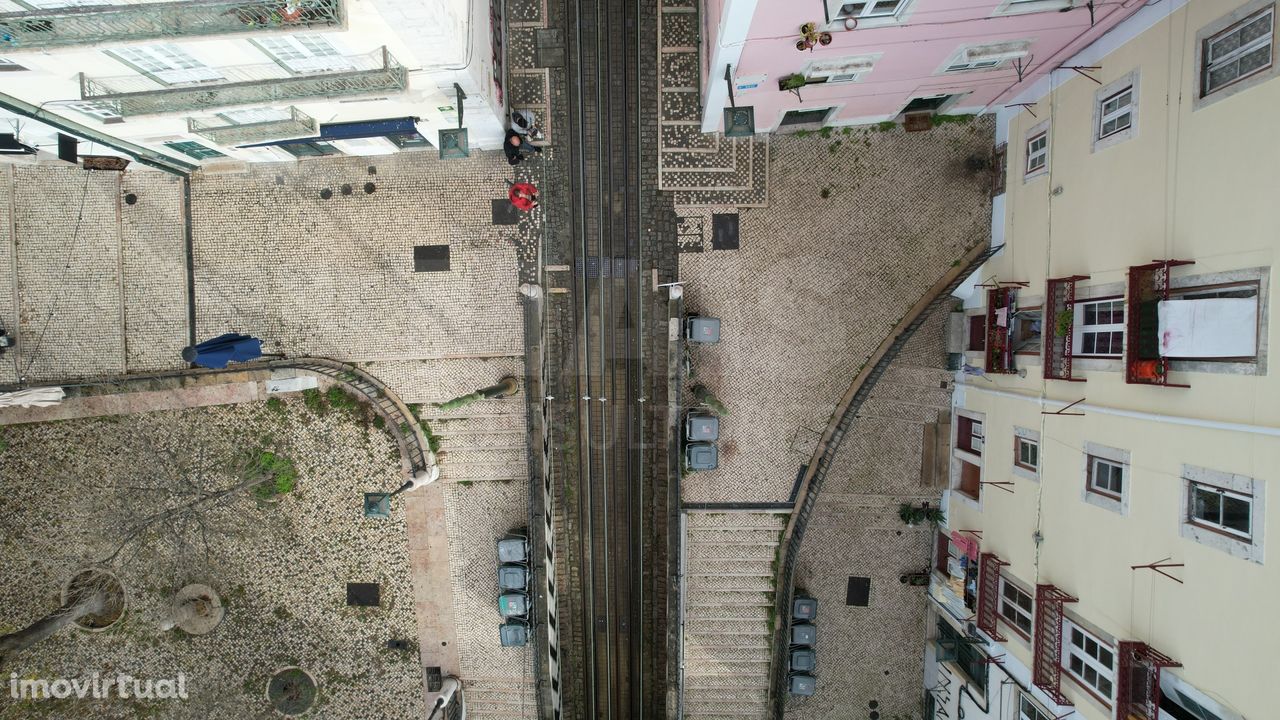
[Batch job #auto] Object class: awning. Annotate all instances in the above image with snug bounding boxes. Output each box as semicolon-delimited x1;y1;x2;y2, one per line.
1158;298;1257;358
237;116;420;149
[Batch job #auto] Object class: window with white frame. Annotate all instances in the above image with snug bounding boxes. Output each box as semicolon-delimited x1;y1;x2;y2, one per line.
1062;620;1115;701
64;101;122;121
998;0;1072;16
831;0;907;21
998;577;1033;637
1180;465;1265;563
951;412;984;501
1018;691;1054;720
1025;131;1047;175
1201;5;1274;98
804;55;877;84
256;35;353;74
1189;482;1253;538
944;41;1028;73
111;44;223;85
1014;436;1038;472
1097;85;1134;138
1087;456;1125;498
1072;299;1124;356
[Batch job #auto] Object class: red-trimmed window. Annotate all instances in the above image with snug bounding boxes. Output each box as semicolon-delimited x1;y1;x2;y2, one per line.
968;315;987;351
957;416;984;455
1062;620;1116;704
999;577;1034;639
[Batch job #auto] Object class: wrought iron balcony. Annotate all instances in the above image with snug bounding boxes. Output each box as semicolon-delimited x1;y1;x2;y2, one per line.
0;0;343;52
188;106;315;145
79;47;406;117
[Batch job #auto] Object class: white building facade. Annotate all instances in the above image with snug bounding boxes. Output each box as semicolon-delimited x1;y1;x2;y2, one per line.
0;0;507;169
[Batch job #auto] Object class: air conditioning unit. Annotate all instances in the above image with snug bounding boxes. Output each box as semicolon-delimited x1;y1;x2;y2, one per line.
964;41;1030;64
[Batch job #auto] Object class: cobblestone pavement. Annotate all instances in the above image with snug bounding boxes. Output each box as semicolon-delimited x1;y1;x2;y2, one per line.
190;151;525;362
680;119;994;504
784;309;953;720
657;0;769;207
0;400;424;720
0;164;188;386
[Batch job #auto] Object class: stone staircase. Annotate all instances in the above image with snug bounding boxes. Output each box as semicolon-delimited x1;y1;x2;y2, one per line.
658;0;769;208
682;511;786;720
461;676;539;719
423;398;529;484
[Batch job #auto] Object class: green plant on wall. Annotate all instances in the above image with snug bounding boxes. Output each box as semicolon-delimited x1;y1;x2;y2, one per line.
780;74;807;91
898;502;945;527
691;384;728;416
1055;309;1073;337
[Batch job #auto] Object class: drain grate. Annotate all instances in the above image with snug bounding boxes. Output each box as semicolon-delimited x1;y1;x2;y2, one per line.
846;576;871;606
414;245;450;272
346;582;381;607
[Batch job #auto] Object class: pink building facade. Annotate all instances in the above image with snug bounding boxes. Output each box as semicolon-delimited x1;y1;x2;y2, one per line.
701;0;1149;132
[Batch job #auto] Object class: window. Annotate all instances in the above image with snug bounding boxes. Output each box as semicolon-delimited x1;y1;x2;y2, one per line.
278;140;342;157
111;44;222;85
947;57;1002;73
1201;6;1274;98
64;101;121;122
804;55;878;84
1018;691;1053;720
1087;456;1124;498
944;41;1029;73
936;619;988;693
998;577;1033;638
1014;436;1038;472
1189;482;1252;538
833;0;907;20
1161;672;1246;720
1098;86;1134;138
163;140;226;160
256;35;353;74
957;416;984;455
967;314;986;351
1072;299;1124;356
1025;132;1047;175
1062;621;1115;701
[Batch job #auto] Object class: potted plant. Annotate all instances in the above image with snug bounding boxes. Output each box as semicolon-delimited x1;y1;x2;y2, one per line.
1055;309;1073;337
779;74;808;91
899;502;945;528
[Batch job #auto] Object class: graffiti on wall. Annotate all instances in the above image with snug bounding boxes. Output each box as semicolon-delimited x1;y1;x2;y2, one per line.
489;0;505;108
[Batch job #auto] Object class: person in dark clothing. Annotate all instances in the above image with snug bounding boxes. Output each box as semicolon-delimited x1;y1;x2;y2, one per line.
504;129;541;165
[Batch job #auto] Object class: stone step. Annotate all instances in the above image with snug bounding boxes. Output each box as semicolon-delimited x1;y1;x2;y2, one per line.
661;123;719;153
427;413;528;432
420;398;526;419
441;447;527;466
688;528;781;544
685;512;788;530
684;631;771;649
685;618;770;635
684;686;770;703
661;87;702;123
684;699;770;715
684;646;773;664
683;674;771;690
685;562;775;578
662;49;700;88
662;134;741;173
439;463;527;482
686;543;778;562
660;10;700;48
685;589;773;608
686;574;775;592
686;604;770;621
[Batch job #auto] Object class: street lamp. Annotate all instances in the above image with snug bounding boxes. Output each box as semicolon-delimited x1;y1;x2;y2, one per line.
438;82;470;159
363;465;439;518
721;65;756;138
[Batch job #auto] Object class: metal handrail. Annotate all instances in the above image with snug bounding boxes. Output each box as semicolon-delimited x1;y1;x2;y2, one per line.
188;106;316;145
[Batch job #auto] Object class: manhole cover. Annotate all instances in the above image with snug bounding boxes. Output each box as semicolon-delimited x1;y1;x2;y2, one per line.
846;576;871;607
414;245;450;272
267;668;316;715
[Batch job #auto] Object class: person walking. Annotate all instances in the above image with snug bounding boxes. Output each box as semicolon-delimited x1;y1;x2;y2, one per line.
504;129;541;166
508;181;539;212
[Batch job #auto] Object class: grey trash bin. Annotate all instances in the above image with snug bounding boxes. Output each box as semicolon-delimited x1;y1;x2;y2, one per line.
685;414;720;442
791;623;816;647
685;442;718;470
498;592;529;618
499;622;528;647
498;536;529;564
792;596;818;622
789;674;816;696
790;649;817;673
686;316;721;344
498;564;529;591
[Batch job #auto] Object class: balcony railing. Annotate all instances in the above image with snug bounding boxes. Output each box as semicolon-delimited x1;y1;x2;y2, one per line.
1126;260;1195;388
1043;275;1089;382
188;106;315;145
0;0;343;52
79;47;406;117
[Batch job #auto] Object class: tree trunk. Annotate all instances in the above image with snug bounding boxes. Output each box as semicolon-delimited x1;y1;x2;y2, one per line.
0;590;106;666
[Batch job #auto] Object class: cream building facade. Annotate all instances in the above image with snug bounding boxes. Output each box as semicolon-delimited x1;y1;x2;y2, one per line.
0;0;508;169
925;1;1276;719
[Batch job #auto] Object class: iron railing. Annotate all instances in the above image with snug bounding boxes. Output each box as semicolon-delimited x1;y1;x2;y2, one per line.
0;0;344;52
188;106;315;145
976;552;1008;642
79;46;406;117
1044;275;1089;382
1031;584;1078;707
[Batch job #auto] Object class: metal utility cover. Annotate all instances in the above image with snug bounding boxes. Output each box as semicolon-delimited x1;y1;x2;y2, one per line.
711;213;740;250
686;316;721;343
414;244;450;272
491;197;521;226
498;592;529;618
499;622;529;647
346;582;380;607
685;442;718;470
790;649;817;673
789;674;816;696
792;596;818;622
686;414;720;442
362;493;391;519
846;576;871;607
791;623;816;647
498;564;528;591
498;537;529;564
534;29;565;67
